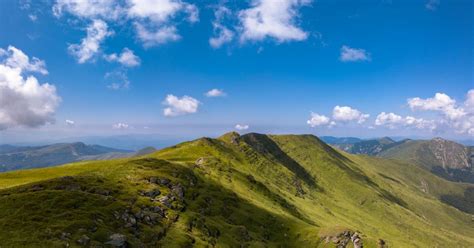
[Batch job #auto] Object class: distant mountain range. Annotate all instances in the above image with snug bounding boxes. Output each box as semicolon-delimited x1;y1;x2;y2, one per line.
0;143;156;172
322;136;474;183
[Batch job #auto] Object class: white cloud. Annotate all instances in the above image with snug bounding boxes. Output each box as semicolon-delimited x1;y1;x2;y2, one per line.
134;23;181;47
105;71;130;90
340;45;371;62
65;119;75;126
332;105;369;124
68;19;113;63
1;46;48;75
205;89;226;97
307;112;331;127
128;0;198;47
163;94;200;117
53;0;198;50
408;92;466;120
53;0;123;20
104;48;140;67
465;89;474;113
0;46;60;130
425;0;440;11
28;14;38;22
112;122;129;129
209;6;234;48
375;112;404;129
235;124;249;130
375;112;437;130
238;0;311;43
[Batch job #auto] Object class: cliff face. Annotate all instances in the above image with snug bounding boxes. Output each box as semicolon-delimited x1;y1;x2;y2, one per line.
428;138;471;170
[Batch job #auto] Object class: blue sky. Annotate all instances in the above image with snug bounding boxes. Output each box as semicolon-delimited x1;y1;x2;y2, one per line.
0;0;472;144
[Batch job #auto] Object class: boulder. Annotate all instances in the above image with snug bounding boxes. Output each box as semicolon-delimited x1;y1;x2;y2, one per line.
76;235;90;246
105;233;127;247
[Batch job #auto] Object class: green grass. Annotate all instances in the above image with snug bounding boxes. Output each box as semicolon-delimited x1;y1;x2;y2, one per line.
0;132;472;247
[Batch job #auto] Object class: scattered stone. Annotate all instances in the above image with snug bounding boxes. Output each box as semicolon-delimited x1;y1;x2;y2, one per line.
30;184;44;191
171;184;184;199
351;232;363;248
140;189;161;198
160;178;171;186
60;232;71;241
195;157;205;166
76;235;90;246
148;177;158;184
158;195;172;208
377;239;386;248
152;206;165;216
105;233;127;247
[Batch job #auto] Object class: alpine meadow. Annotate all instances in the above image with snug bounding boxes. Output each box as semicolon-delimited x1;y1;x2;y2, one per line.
0;0;473;247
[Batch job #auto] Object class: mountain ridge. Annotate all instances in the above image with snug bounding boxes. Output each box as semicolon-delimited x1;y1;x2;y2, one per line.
0;132;472;247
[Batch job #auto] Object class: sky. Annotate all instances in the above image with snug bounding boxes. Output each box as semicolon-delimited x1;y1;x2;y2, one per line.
0;0;473;145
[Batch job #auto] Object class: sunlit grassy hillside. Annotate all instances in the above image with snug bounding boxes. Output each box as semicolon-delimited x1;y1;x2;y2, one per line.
0;132;472;247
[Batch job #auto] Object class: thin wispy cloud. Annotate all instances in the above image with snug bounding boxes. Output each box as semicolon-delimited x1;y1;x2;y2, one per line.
425;0;440;11
340;45;371;62
205;89;226;97
104;48;140;67
68;19;113;63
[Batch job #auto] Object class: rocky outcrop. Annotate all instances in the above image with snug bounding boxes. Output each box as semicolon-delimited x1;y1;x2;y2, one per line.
429;138;471;170
322;230;364;248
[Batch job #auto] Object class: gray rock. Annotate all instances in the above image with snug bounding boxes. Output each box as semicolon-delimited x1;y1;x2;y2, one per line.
159;178;171;186
105;233;127;247
76;235;90;246
171;184;184;199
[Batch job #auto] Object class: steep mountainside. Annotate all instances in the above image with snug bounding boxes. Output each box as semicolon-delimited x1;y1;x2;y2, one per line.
0;133;472;247
379;138;474;183
327;137;405;156
325;137;474;183
0;143;132;172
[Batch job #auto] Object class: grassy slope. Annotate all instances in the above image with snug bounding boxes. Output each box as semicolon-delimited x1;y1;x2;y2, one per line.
0;133;472;247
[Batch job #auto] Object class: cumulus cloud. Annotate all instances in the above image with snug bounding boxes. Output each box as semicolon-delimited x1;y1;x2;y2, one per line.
0;46;60;130
104;48;140;67
238;0;311;43
408;92;466;120
65;119;75;126
332;105;369;124
163;94;200;117
307;113;331;127
112;122;129;129
425;0;440;11
340;45;371;62
205;89;226;97
375;112;436;130
68;19;113;63
53;0;197;50
235;124;249;130
209;6;234;48
53;0;123;20
465;89;474;113
0;46;48;75
134;23;181;47
128;0;198;47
